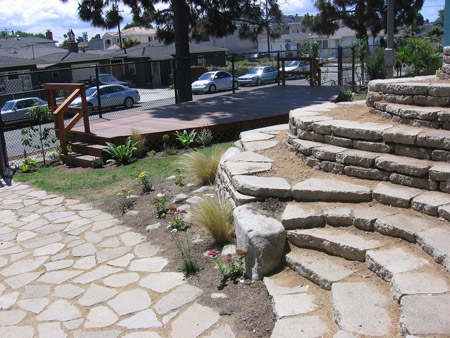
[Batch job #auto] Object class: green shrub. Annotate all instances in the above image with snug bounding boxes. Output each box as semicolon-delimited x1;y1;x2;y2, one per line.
91;157;104;169
179;147;223;184
196;128;214;147
335;90;354;102
175;129;197;148
191;197;234;244
366;47;386;80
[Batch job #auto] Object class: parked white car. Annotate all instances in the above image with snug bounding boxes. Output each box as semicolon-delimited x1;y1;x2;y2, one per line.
192;71;238;94
1;97;48;123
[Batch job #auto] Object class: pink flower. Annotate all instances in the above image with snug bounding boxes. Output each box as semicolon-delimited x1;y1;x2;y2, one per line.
208;250;219;256
227;257;232;262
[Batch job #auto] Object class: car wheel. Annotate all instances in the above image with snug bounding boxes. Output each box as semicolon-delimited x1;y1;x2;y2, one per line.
87;103;94;114
233;81;239;90
275;75;279;83
256;78;262;86
208;84;217;93
124;97;134;108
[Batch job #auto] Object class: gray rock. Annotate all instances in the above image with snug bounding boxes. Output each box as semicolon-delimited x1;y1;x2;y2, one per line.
242;140;278;151
312;145;346;161
227;151;273;163
417;130;450;151
374;154;430;176
139;272;185;293
232;175;291;198
394;145;430;160
366;247;430;281
344;166;390;181
391;271;450;302
107;289;152;316
37;300;81;322
323;207;353;226
270;315;331;338
416;227;450;272
372;182;422;208
84;306;119;328
332;282;393;336
154;284;202;315
400;294;450;335
263;271;309;296
240;132;275;142
287;228;382;261
383;125;422;145
281;204;324;229
389;173;435;190
290;139;322;156
336;149;380;168
382;82;429;95
429;162;450;181
173;194;189;204
324;135;353;147
294;115;331;130
374;213;436;242
146;222;161;231
319;161;345;174
438;204;450;221
292;178;371;203
170;303;219;338
432;149;450;161
117;309;162;329
353;140;393;153
286;248;357;290
272;293;316;318
412;191;450;216
224;161;272;176
352;207;394;231
78;283;118;306
234;205;285;279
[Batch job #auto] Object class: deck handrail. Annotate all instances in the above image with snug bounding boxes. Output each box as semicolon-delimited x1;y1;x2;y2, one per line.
44;83;90;155
278;57;322;86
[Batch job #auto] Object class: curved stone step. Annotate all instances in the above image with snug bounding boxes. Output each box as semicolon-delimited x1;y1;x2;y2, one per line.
286;247;360;290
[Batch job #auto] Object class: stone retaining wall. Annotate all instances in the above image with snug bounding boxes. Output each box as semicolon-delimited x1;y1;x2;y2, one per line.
440;46;450;80
367;74;450;129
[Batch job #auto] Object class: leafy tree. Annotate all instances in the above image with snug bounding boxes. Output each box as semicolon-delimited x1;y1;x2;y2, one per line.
302;37;321;61
303;0;424;44
62;0;279;103
433;9;444;28
123;39;141;48
90;34;101;41
426;26;444;43
396;38;442;76
124;21;153;29
0;30;45;38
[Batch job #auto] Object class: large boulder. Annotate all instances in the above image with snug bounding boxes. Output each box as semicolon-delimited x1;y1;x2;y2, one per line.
233;205;285;280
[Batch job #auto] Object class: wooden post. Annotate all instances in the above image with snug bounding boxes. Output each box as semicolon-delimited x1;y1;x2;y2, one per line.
80;84;90;133
309;58;313;86
282;60;286;86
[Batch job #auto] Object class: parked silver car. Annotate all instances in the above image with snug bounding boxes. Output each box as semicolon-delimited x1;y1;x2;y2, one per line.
70;84;140;111
279;60;309;79
1;97;48;123
192;71;238;94
90;73;128;86
238;66;279;86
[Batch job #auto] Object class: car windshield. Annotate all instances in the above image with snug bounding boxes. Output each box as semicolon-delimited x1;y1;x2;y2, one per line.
285;61;300;67
86;87;98;96
1;101;15;111
198;73;213;81
248;68;263;75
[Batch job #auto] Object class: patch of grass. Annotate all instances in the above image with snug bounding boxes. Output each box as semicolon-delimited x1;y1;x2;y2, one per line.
191;197;234;244
179;147;224;184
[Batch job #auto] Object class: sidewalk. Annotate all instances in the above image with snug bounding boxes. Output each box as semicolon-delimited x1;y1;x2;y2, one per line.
0;180;234;338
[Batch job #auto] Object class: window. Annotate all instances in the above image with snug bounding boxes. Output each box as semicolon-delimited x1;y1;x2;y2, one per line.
302;28;306;33
198;56;206;66
129;63;136;75
285;26;289;31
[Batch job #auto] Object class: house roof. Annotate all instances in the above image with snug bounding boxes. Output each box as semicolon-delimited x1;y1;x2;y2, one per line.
103;26;157;38
112;41;227;60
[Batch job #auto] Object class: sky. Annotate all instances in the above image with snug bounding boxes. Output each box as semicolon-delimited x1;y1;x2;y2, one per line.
0;0;445;45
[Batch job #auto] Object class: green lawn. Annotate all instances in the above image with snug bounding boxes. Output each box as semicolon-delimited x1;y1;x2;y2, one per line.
15;142;234;204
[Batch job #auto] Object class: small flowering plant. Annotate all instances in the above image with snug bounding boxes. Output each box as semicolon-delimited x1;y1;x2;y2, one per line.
208;249;246;282
153;193;170;218
115;185;134;213
173;168;184;186
136;171;153;194
169;206;189;232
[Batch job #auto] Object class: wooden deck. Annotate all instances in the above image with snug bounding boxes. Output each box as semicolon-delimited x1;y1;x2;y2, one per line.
69;84;339;145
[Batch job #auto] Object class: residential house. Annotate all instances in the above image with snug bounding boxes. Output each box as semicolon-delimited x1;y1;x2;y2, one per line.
102;27;158;50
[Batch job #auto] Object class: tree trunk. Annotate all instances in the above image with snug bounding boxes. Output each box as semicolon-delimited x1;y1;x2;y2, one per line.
172;0;193;103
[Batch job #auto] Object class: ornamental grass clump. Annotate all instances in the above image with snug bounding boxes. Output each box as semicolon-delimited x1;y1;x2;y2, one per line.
191;197;234;244
179;147;223;184
131;128;147;158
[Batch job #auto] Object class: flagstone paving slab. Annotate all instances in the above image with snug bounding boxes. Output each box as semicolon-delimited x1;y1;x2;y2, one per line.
0;181;237;337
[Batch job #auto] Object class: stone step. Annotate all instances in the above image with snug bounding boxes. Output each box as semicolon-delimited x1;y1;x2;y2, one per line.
332;280;401;336
287;131;450;193
286;247;360;290
287;227;385;262
291;106;450;155
264;269;338;337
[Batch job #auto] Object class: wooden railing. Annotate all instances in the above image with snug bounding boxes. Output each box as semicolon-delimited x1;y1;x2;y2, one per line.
278;57;322;86
44;83;90;155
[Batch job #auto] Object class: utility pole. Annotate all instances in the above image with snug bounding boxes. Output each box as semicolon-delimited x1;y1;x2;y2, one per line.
385;0;395;78
265;0;271;56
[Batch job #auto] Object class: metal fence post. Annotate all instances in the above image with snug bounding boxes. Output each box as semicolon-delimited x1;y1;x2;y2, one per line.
277;51;280;85
338;46;343;87
351;46;356;92
172;58;178;104
232;54;235;94
0;114;13;179
95;65;102;118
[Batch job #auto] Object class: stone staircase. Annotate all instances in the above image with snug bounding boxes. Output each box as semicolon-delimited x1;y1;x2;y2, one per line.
216;84;450;336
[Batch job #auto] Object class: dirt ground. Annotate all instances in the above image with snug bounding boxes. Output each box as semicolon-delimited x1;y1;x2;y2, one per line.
105;177;276;338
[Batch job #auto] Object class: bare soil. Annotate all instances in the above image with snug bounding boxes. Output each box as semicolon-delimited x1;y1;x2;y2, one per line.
105;176;276;338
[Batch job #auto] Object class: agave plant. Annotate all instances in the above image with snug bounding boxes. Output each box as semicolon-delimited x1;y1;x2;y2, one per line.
103;137;138;165
175;129;197;148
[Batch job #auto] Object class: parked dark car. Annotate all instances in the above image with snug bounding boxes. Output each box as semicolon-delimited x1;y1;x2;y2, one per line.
90;74;128;87
1;97;48;123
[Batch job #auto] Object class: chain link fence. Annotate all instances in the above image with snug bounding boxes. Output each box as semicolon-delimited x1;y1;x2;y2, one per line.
0;47;365;167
